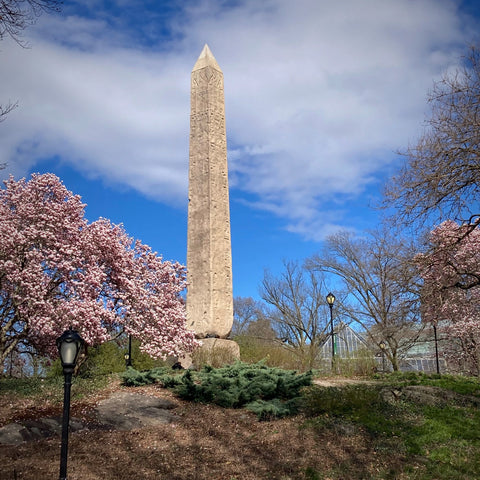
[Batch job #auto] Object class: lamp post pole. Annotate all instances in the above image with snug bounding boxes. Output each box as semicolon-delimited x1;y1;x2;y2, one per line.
128;334;132;367
326;293;335;372
125;334;132;368
379;341;386;372
434;324;440;375
59;369;73;480
56;328;84;480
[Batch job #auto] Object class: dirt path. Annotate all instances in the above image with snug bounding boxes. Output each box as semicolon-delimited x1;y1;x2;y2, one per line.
313;377;378;387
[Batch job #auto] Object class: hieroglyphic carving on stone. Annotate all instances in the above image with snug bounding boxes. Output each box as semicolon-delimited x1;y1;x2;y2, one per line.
186;44;233;339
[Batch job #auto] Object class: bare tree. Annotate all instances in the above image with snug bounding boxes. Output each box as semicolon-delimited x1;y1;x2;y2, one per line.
384;45;480;231
260;261;330;370
0;0;61;44
0;102;17;168
308;228;422;371
0;101;17;122
232;296;267;337
0;0;60;135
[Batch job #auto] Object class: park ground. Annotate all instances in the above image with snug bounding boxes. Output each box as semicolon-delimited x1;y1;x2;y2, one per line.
1;374;480;480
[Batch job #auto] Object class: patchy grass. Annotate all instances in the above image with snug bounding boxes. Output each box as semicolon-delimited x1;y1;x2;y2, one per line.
376;371;480;396
302;378;480;479
0;374;111;404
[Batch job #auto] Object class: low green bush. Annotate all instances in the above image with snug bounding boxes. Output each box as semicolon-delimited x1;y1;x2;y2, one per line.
81;341;126;377
121;361;312;419
245;397;301;420
120;366;180;387
174;362;311;406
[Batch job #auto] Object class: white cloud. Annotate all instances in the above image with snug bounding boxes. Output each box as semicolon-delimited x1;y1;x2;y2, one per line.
0;0;478;236
1;32;191;203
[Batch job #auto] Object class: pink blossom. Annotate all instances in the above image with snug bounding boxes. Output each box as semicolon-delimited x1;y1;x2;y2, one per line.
416;221;480;374
0;174;198;369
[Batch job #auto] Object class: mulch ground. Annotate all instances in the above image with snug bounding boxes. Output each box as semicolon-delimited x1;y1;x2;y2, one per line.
0;380;406;480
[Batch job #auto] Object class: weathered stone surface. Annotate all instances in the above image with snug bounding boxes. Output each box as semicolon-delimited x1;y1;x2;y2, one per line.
0;392;178;445
197;338;240;363
186;44;233;339
0;417;84;445
96;391;176;430
0;423;26;446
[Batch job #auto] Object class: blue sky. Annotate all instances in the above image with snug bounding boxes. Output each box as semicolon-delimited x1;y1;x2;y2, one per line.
1;0;480;301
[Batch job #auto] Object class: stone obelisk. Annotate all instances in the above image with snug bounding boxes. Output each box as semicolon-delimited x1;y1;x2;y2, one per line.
186;44;233;340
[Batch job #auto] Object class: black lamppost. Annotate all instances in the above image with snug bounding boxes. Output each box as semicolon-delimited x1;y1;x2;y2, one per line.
56;328;84;480
433;324;440;375
379;341;386;372
326;292;335;371
124;334;132;368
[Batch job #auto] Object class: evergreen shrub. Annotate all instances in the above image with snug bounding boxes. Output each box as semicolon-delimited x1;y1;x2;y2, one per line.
245;397;301;420
173;362;312;418
121;361;313;419
120;366;183;387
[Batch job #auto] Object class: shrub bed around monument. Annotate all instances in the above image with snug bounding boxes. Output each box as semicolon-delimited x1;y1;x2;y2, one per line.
120;361;312;419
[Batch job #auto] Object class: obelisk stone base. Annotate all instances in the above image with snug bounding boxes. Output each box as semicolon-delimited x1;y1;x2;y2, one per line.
177;338;239;369
196;338;240;365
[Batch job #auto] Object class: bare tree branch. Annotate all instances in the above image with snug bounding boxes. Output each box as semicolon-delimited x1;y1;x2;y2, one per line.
0;0;61;45
0;100;17;121
384;45;480;228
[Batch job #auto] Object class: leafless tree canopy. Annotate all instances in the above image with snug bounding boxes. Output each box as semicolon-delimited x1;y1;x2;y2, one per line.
260;260;330;370
308;228;421;371
384;45;480;228
0;0;60;43
232;297;267;337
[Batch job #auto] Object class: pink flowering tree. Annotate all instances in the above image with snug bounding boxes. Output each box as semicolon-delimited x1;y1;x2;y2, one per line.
416;220;480;375
0;173;197;372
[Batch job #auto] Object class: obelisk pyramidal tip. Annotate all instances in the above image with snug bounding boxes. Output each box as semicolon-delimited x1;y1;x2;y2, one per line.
192;44;222;72
186;45;233;339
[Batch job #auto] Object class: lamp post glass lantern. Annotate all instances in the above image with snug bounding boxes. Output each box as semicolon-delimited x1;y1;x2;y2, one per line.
57;329;83;372
326;292;335;307
326;293;335;371
56;328;84;480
